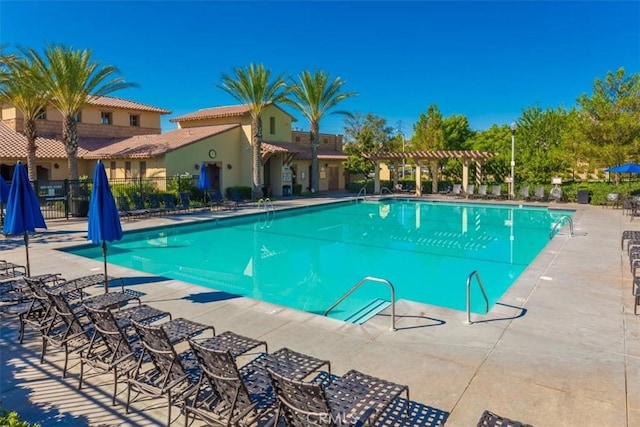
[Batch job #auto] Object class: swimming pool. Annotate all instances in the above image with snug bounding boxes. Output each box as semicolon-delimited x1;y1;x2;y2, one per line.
65;200;573;321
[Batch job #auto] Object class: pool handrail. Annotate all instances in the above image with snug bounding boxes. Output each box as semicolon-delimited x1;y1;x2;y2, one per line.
465;270;489;325
324;276;396;331
380;187;394;196
256;198;275;228
550;215;573;239
355;187;367;203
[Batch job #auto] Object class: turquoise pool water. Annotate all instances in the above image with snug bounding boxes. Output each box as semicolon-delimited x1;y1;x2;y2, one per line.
65;200;573;320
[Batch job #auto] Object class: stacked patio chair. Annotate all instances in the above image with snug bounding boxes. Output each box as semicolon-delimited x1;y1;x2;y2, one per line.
518;186;530;201
446;184;462;198
487;185;505;200
477;409;533;427
465;184;476;198
230;188;249;208
471;185;488;199
530;186;545;202
268;366;410;427
117;196;148;219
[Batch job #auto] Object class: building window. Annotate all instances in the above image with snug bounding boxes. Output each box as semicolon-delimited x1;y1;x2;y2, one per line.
324;138;328;144
73;112;82;123
139;161;146;178
295;136;301;142
125;161;131;179
269;117;275;135
36;108;46;120
101;112;113;125
130;114;140;127
109;161;116;180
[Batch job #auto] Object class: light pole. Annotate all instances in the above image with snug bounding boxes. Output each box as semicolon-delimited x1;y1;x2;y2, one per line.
510;122;517;199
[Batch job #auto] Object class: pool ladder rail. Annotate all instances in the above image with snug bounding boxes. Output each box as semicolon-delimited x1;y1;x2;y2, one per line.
324;276;397;331
550;215;574;239
256;198;275;228
465;270;489;325
355;187;367;203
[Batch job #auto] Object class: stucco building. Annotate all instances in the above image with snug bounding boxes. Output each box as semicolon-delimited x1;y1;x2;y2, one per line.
0;96;347;197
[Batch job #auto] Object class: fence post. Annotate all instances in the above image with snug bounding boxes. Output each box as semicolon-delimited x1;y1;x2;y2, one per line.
64;179;69;220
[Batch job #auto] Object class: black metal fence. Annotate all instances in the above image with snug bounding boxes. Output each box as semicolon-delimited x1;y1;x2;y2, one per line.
31;175;200;220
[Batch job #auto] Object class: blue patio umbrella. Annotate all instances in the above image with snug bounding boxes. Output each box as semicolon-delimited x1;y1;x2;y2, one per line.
88;160;123;292
604;162;640;174
197;162;211;204
0;175;9;225
2;162;47;276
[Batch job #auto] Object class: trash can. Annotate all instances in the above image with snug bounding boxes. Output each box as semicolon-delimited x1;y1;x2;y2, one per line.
282;185;291;197
577;187;589;204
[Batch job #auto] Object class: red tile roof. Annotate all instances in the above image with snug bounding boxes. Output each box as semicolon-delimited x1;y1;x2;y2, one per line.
295;148;348;161
170;102;297;123
87;96;171;114
262;140;304;155
0;122;238;160
84;124;240;159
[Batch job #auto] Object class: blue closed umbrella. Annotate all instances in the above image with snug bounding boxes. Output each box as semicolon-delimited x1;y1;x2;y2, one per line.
88;160;123;292
197;162;210;204
2;162;47;276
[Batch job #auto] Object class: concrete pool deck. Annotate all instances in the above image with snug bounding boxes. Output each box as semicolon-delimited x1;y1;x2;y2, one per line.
0;194;638;426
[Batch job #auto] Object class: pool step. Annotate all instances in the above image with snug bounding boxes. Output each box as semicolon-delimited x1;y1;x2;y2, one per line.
343;298;391;325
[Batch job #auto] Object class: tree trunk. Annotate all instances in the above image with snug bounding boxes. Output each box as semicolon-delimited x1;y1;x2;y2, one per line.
62;115;79;181
431;160;439;194
310;121;319;193
24;118;38;182
252;115;262;199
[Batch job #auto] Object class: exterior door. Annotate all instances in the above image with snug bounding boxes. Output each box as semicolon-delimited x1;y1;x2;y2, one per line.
328;166;339;190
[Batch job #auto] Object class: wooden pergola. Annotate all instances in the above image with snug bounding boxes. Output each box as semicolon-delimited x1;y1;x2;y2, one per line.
364;150;496;196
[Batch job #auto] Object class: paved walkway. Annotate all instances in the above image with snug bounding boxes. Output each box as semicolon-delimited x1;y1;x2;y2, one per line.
0;195;638;426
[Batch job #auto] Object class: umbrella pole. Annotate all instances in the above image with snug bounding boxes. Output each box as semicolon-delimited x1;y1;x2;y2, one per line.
102;240;109;293
23;231;30;277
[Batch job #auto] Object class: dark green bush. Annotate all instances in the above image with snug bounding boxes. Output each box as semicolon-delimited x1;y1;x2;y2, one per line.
292;184;302;195
225;186;252;200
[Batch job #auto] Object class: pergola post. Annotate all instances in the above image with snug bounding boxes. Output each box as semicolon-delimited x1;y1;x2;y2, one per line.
462;159;470;192
431;160;439;194
392;161;398;191
415;161;422;196
475;161;482;185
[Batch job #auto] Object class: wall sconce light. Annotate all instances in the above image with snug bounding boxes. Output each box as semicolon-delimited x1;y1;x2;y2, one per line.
54;163;59;169
227;163;233;170
324;163;329;168
194;163;200;170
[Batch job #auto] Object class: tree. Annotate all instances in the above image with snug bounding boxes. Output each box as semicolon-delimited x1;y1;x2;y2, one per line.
516;106;571;183
577;68;640;168
411;104;446;192
284;70;356;192
467;125;512;182
25;44;134;181
219;63;288;197
342;113;395;178
0;57;50;181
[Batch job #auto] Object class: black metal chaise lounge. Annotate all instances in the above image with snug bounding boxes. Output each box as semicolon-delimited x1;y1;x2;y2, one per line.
268;367;409;426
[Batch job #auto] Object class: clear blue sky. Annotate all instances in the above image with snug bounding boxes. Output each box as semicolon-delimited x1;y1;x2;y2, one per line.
1;1;638;136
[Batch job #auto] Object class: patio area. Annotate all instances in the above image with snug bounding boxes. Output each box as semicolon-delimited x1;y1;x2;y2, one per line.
0;195;638;426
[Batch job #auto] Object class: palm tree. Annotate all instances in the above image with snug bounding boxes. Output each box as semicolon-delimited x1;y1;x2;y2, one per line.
24;44;135;181
219;63;288;198
0;57;50;181
284;70;357;193
0;45;17;86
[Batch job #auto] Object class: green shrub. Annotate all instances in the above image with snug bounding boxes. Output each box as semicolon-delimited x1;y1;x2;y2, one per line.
0;408;40;427
292;184;302;195
225;186;252;200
